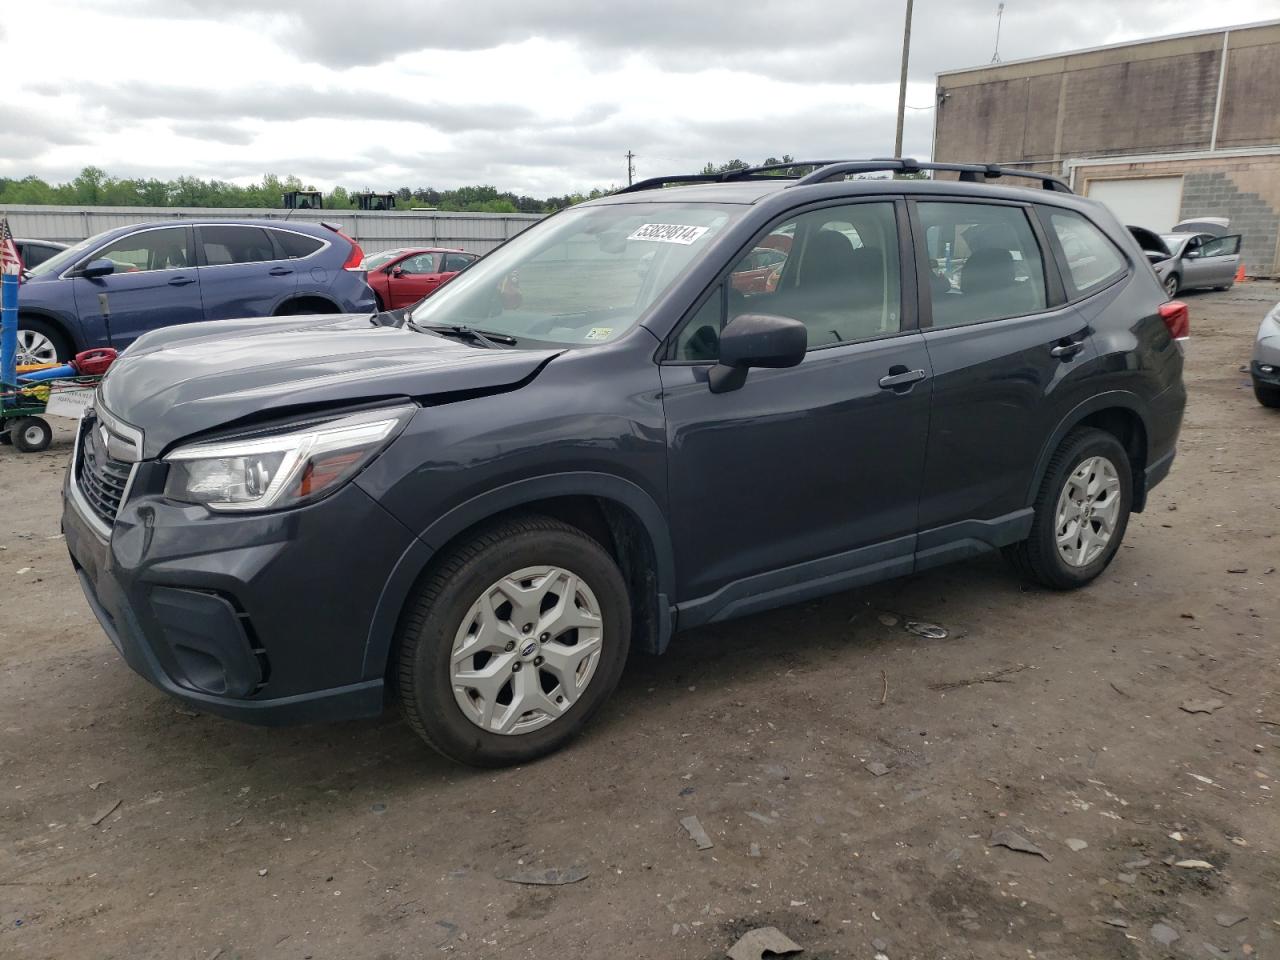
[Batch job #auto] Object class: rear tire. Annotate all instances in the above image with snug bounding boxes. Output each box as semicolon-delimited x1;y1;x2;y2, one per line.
1256;381;1280;409
396;514;631;767
1004;427;1132;590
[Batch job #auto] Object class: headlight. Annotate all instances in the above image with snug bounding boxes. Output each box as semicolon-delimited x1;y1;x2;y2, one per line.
164;405;415;512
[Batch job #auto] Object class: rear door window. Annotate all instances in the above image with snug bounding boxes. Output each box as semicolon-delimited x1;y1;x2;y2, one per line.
918;202;1047;327
442;253;477;272
1047;209;1127;295
199;225;276;266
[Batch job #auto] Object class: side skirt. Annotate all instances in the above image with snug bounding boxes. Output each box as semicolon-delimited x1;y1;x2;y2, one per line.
673;508;1034;633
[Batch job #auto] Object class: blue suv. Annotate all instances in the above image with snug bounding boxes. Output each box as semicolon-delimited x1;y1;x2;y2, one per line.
17;219;376;364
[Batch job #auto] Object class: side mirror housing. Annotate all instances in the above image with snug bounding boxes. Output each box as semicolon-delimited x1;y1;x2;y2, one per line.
81;258;115;279
708;313;807;394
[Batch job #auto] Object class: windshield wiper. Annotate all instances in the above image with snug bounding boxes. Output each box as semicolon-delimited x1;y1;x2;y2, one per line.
412;322;517;348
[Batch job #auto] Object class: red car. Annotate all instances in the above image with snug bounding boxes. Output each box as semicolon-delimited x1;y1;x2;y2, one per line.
361;247;480;310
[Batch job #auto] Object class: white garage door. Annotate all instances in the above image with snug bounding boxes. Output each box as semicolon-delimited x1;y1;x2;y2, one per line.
1085;176;1184;232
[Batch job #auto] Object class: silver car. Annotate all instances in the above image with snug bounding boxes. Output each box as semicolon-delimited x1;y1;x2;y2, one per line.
1254;301;1280;408
1158;232;1242;297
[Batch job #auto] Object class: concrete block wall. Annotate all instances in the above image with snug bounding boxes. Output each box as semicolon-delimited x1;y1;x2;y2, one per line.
1079;154;1280;276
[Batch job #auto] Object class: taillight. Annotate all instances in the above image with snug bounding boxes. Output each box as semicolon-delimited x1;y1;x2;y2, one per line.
1159;301;1189;340
341;235;365;271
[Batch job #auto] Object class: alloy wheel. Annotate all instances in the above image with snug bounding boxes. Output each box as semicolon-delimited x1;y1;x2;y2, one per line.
16;329;58;366
450;565;604;735
1054;455;1121;567
1163;274;1179;298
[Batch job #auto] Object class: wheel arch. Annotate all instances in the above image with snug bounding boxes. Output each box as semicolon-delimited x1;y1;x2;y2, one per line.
16;307;84;354
361;472;677;685
1027;393;1152;512
272;293;343;316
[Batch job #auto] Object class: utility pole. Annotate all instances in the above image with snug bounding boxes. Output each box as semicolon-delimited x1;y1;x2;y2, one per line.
991;2;1005;63
625;151;636;186
893;0;914;161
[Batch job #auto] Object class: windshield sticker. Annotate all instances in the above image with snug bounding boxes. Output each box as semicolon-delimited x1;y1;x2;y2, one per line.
627;223;709;245
585;327;613;341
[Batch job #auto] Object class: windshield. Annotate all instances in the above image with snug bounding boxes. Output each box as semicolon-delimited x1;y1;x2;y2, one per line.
407;202;739;345
26;230;113;278
361;248;408;270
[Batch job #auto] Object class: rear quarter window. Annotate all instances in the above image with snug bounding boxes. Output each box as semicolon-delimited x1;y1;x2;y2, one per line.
271;229;325;259
1047;209;1127;296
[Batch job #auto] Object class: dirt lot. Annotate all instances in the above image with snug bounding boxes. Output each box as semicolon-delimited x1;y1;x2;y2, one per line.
2;285;1277;960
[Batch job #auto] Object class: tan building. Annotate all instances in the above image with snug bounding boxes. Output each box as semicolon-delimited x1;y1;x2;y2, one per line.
932;20;1280;276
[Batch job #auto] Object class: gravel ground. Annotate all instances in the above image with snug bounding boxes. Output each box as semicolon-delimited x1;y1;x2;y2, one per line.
1;284;1277;960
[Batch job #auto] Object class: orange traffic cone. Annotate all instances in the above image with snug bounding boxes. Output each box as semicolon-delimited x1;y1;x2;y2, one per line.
1235;263;1247;282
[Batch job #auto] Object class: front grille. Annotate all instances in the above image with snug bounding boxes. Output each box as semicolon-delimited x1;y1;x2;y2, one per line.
76;416;133;527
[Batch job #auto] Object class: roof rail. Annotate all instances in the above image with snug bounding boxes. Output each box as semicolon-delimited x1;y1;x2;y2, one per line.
615;158;1072;195
791;158;1072;192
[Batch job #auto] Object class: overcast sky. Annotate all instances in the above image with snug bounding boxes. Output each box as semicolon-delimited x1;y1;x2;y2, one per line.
3;0;1278;196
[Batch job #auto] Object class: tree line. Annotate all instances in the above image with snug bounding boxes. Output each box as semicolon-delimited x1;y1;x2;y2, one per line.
0;167;622;214
0;159;845;214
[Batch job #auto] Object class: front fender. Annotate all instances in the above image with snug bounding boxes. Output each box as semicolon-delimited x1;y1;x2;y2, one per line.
359;471;676;679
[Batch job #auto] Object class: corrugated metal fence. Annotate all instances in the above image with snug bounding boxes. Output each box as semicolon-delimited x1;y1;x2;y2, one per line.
0;205;544;256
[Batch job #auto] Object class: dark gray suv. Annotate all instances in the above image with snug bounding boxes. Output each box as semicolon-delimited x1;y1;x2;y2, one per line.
61;159;1188;766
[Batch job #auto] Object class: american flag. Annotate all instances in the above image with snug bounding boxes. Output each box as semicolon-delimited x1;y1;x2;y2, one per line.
0;216;22;276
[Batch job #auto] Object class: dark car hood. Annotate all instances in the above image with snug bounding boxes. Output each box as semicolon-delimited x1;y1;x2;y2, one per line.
98;313;560;458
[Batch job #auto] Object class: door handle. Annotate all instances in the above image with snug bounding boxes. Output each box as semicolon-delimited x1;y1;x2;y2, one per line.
268;266;293;276
878;367;928;390
1050;340;1085;360
167;276;196;286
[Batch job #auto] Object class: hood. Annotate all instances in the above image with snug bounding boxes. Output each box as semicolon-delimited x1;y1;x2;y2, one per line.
1127;225;1171;259
98;313;561;458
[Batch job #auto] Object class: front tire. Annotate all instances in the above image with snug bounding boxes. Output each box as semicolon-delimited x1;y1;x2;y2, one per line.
396;514;631;767
1163;273;1180;298
1004;427;1132;590
17;317;71;365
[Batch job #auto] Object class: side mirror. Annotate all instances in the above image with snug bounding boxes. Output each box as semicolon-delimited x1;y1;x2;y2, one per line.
1183;249;1200;260
708;313;807;394
390;266;404;277
81;258;115;279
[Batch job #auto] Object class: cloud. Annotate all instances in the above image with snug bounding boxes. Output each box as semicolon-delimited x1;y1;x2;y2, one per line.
128;0;1237;76
170;120;257;146
0;105;88;148
12;0;1275;195
61;81;545;133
